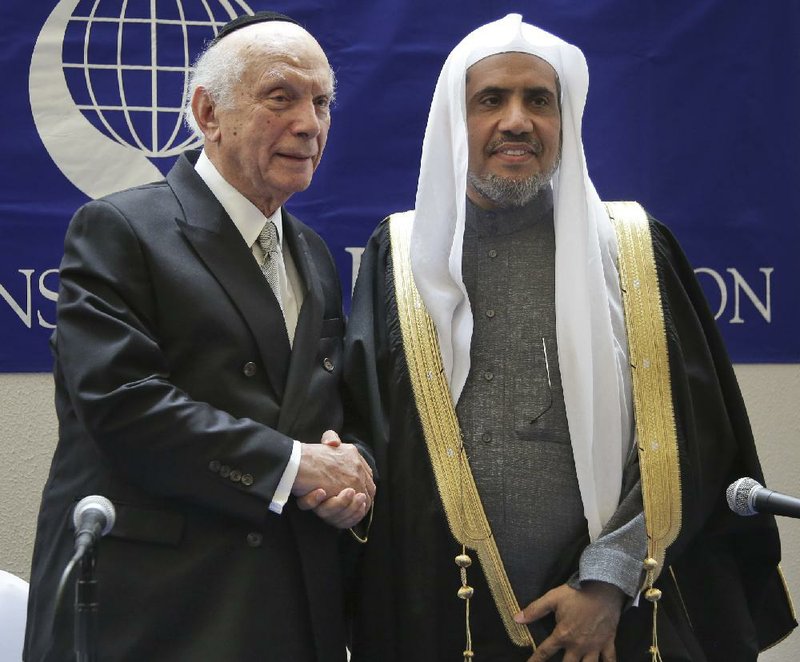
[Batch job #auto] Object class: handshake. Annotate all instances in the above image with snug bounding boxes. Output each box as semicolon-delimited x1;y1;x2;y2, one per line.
291;430;375;529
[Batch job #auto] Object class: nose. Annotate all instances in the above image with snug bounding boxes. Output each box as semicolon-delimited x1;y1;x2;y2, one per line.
291;99;322;138
497;99;533;135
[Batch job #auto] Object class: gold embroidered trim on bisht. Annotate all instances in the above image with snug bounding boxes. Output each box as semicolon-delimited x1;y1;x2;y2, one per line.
607;201;682;660
761;565;798;652
606;201;682;577
389;212;534;649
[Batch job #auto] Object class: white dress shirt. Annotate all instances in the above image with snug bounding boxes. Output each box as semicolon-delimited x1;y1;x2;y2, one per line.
195;150;301;514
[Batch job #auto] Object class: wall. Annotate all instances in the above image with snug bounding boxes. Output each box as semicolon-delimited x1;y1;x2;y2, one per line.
1;367;798;656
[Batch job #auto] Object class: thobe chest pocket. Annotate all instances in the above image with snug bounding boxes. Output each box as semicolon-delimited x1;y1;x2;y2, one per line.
514;337;570;445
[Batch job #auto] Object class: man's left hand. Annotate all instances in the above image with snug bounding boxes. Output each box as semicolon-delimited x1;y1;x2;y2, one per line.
514;581;624;662
297;487;369;528
295;430;373;528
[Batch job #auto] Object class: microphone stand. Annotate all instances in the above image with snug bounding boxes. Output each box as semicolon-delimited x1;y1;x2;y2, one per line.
74;548;99;662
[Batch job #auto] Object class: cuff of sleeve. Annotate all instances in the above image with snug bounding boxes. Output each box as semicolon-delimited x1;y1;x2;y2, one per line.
576;545;645;599
269;440;301;514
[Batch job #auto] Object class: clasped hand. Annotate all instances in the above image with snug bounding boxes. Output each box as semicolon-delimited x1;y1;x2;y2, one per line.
292;430;375;528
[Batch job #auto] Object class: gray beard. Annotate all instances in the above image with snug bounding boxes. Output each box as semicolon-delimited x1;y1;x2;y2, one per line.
468;154;560;208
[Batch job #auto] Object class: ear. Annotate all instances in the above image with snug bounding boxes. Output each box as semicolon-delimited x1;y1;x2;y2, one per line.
191;86;221;143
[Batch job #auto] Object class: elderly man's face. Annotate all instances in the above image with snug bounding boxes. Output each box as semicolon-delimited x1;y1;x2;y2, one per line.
465;52;561;209
211;31;333;214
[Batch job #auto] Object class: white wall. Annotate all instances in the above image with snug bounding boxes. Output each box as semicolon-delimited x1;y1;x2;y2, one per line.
0;374;57;580
739;365;800;660
2;366;798;656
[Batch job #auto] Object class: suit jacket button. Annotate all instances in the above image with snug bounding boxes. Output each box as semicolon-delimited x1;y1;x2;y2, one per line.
208;460;221;473
241;474;254;486
219;465;231;478
322;357;334;372
230;470;242;483
242;361;258;377
246;532;263;548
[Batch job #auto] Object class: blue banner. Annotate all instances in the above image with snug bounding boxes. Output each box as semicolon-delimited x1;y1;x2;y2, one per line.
2;0;798;371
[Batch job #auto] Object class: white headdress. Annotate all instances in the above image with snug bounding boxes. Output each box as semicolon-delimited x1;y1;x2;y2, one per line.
409;14;632;539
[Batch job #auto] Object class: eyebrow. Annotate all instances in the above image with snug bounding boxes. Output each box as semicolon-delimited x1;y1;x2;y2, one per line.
469;84;556;99
257;69;334;96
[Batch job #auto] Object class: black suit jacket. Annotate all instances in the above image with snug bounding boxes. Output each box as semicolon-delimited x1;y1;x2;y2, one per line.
24;152;347;661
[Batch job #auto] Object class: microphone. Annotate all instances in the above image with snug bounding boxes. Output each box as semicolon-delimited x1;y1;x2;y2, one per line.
72;495;116;556
726;477;800;519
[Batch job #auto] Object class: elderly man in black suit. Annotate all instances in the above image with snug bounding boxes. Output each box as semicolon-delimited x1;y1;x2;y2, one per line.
24;12;373;662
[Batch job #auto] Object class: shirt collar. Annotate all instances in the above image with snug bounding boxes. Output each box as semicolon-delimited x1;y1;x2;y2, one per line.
194;149;283;248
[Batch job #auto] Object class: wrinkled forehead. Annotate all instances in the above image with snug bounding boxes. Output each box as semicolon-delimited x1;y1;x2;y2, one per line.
223;22;333;87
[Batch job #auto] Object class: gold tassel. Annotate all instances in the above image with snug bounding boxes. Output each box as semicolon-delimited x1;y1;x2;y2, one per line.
648;600;663;662
643;557;663;662
455;547;475;660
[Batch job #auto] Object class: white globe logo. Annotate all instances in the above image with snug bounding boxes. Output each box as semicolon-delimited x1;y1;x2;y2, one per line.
30;0;254;199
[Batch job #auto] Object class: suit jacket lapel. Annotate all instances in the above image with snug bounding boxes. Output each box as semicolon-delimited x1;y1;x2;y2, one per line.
166;153;291;399
278;211;325;434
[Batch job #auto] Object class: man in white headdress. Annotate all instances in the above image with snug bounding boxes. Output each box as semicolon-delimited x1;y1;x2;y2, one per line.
342;14;794;662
